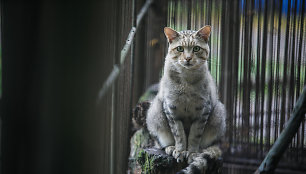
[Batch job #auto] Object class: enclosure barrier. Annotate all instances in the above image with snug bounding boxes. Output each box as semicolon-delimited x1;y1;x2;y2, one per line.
256;87;306;173
97;0;153;103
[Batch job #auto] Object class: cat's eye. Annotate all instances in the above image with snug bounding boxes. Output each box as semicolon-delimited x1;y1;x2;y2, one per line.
193;46;201;52
176;46;184;52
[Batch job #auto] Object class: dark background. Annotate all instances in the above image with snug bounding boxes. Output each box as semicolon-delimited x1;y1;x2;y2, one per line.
0;0;305;174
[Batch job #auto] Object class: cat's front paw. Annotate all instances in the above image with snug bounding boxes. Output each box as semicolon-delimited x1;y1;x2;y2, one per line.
186;152;196;164
165;146;187;162
165;146;175;156
173;149;187;163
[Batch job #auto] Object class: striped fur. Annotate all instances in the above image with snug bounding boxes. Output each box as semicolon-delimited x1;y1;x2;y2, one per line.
146;26;226;173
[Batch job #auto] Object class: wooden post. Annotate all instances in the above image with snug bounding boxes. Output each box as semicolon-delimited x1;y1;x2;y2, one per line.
145;0;168;88
132;0;167;106
0;0;133;174
133;0;147;105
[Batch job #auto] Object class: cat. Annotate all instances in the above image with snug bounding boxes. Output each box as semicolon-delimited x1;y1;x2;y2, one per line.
146;26;226;174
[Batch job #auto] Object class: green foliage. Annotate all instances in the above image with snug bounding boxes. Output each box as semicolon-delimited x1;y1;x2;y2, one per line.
137;149;155;174
134;129;149;155
139;91;153;102
143;151;155;174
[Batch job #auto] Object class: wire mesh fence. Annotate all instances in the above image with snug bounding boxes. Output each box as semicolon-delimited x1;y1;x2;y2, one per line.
166;0;306;173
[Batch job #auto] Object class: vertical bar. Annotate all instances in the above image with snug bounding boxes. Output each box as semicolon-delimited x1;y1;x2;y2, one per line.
238;0;245;148
133;0;146;103
200;0;204;28
187;0;192;30
280;0;291;131
226;0;234;150
146;0;167;87
208;0;212;70
173;0;177;28
233;0;241;154
217;0;221;84
297;0;305;162
114;0;129;172
267;0;275;148
242;0;251;146
296;0;305;107
254;0;262;154
274;0;283;148
293;0;299;160
288;0;298;117
260;0;268;151
130;0;136;104
110;85;115;174
179;1;183;30
128;0;137;141
215;0;220;84
248;0;254;148
194;0;198;29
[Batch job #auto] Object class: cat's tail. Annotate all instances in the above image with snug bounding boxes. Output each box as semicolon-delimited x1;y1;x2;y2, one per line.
177;145;222;174
131;83;159;134
132;101;151;130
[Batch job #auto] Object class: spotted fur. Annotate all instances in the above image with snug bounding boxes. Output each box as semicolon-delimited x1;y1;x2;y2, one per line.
146;26;226;174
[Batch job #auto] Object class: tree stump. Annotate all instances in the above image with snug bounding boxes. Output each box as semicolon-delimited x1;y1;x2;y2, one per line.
128;128;223;174
137;148;187;174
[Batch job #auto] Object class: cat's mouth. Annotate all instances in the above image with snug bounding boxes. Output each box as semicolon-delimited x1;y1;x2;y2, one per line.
185;62;193;67
181;62;203;69
179;61;197;69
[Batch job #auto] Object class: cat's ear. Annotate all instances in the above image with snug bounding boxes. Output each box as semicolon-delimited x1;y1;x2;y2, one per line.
164;27;179;43
196;25;211;42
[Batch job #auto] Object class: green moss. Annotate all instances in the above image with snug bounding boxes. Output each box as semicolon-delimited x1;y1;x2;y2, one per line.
137;149;144;159
137;149;155;174
137;148;179;174
139;90;153;102
135;130;142;147
143;152;155;174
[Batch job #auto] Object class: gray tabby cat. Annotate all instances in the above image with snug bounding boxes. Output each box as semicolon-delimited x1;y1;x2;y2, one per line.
146;26;226;174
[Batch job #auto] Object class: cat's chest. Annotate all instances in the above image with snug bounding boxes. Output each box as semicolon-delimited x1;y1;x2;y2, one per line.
163;83;211;120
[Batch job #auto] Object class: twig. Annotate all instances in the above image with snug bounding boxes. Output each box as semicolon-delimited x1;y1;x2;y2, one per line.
96;0;154;104
255;86;306;174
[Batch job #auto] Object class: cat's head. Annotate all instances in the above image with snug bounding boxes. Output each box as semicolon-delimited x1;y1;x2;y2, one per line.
164;26;211;70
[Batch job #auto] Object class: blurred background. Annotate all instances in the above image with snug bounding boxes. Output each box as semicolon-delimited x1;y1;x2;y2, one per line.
0;0;305;174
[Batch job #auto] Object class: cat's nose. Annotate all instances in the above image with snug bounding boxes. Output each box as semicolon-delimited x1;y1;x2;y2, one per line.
185;57;192;62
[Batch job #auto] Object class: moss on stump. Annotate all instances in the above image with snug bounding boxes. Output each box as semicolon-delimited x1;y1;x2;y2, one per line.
129;128;223;174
